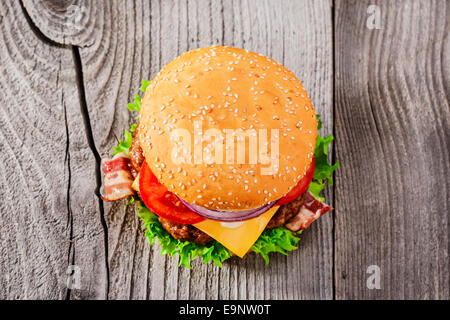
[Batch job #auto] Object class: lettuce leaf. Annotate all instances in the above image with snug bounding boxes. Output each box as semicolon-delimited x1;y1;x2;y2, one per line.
139;79;151;92
124;196;135;211
127;94;142;112
110;80;338;268
114;79;150;155
127;80;151;112
251;228;302;264
112;123;137;156
138;200;301;268
308;116;339;200
137;201;232;268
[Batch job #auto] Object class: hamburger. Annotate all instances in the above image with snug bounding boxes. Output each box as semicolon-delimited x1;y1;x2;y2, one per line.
101;46;338;268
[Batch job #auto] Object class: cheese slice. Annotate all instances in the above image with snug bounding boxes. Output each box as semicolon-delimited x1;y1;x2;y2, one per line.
194;206;280;258
132;173;140;192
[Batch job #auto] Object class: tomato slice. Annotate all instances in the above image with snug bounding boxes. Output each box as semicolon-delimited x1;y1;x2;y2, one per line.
139;161;205;224
276;158;315;206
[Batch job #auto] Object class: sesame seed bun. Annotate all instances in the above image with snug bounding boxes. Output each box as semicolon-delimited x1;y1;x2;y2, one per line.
138;46;317;210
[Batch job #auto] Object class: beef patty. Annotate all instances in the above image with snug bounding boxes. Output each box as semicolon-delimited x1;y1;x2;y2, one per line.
159;217;213;245
129;130;302;245
266;194;305;229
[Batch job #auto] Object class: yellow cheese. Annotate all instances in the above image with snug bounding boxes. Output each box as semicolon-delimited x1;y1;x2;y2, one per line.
132;173;140;192
194;206;279;258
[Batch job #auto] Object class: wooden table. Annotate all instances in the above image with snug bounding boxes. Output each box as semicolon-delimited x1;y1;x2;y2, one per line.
0;0;448;300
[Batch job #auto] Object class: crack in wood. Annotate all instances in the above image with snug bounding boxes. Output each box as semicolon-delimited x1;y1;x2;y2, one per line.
71;46;110;299
4;0;448;300
18;0;110;299
62;89;75;301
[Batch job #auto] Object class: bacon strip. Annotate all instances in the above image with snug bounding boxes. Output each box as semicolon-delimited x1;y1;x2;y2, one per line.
103;156;130;174
101;152;134;201
285;191;332;232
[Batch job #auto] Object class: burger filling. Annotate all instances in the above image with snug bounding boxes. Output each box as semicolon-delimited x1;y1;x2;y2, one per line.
102;74;338;267
127;127;316;244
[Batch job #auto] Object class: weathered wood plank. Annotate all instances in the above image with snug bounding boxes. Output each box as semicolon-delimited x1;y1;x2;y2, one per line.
9;0;450;300
23;0;95;47
334;0;450;299
59;0;334;300
0;0;107;299
19;0;334;299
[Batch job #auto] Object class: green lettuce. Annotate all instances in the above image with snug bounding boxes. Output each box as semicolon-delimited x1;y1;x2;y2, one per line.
124;196;135;211
138;200;300;268
251;227;302;265
308;116;339;200
113;79;151;155
127;79;151;112
137;201;232;268
112;123;137;156
111;80;338;268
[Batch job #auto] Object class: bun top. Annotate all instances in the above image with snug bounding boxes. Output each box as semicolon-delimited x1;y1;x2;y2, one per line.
138;46;317;210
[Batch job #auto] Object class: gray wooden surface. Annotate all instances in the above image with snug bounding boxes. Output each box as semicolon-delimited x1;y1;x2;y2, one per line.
334;0;450;299
0;0;448;300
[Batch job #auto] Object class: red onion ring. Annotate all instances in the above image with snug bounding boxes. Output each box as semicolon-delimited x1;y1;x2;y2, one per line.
177;197;278;221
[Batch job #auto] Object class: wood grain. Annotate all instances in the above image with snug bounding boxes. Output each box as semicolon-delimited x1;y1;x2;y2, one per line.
20;0;334;299
23;0;95;47
92;0;335;300
5;0;448;300
334;0;450;299
0;0;107;299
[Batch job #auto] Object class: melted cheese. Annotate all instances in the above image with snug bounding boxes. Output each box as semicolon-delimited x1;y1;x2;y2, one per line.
132;173;140;192
194;206;280;258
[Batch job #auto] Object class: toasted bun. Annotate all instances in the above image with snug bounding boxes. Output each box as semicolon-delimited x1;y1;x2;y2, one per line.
138;46;317;210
